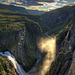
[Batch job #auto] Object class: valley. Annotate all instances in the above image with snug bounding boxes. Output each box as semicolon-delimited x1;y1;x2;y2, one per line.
0;1;75;75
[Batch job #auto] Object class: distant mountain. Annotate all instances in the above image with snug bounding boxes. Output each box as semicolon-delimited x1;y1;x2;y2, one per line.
28;9;45;15
41;5;75;34
0;3;46;15
0;3;29;14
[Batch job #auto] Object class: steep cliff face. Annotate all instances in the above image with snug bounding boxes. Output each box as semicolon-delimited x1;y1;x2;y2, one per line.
68;18;75;75
68;50;75;75
0;5;43;71
47;17;75;75
41;6;75;33
59;18;75;53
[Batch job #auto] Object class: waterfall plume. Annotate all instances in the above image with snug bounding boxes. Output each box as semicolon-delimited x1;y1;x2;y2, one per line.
37;37;56;75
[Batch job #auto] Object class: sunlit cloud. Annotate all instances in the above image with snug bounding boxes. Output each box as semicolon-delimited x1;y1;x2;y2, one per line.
56;0;67;2
1;0;75;11
25;1;68;11
62;0;67;2
26;6;39;10
24;2;61;11
57;0;60;1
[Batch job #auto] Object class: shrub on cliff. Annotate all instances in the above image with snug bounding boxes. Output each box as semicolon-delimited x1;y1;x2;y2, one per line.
0;56;17;75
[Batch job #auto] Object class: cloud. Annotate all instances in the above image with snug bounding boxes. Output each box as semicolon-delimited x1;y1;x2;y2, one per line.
62;0;67;2
25;1;61;11
57;0;60;1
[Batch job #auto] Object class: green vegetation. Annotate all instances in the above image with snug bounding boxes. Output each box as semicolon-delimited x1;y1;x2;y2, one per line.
0;13;26;49
0;3;29;14
0;56;17;75
0;4;42;49
0;4;43;72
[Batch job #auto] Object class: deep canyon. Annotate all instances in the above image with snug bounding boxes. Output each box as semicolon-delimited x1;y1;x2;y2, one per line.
0;1;75;75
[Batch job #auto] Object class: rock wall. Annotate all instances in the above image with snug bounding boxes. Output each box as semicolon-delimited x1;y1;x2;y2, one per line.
47;18;75;75
0;19;42;72
68;50;75;75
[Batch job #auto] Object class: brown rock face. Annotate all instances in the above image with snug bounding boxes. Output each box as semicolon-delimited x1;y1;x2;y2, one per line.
48;18;75;75
68;50;75;75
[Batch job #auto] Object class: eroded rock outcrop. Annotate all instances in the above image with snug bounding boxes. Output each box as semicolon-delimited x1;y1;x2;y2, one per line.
68;50;75;75
0;15;42;72
47;18;75;75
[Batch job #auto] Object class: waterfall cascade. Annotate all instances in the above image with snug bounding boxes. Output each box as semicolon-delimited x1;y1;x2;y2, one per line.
0;37;56;75
0;51;29;75
37;37;56;75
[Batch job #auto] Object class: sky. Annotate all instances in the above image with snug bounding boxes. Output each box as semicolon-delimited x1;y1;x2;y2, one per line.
24;0;75;11
0;0;75;11
0;0;2;3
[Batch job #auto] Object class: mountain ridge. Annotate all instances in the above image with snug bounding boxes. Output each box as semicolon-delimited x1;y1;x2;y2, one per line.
0;3;29;14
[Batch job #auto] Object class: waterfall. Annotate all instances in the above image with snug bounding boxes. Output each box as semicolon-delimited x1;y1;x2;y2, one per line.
0;51;29;75
0;36;56;75
37;37;56;75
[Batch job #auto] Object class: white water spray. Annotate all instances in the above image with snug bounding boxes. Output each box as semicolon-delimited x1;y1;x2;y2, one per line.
0;51;29;75
37;37;56;75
